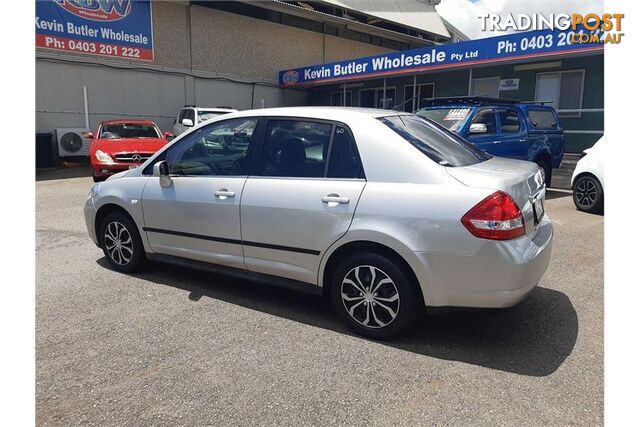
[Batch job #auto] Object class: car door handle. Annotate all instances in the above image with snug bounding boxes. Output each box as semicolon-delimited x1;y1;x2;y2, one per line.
492;140;502;144
322;194;349;204
214;189;235;199
519;138;527;143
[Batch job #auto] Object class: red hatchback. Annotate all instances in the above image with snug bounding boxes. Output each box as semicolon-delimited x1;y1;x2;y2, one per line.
88;120;172;182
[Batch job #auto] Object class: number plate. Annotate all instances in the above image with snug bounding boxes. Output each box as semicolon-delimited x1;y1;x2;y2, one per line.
129;164;140;169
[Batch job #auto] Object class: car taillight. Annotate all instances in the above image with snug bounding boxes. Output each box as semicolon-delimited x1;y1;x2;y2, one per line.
461;191;525;240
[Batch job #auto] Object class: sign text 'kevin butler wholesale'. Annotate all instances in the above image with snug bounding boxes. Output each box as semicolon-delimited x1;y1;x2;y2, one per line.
35;0;154;61
280;27;603;87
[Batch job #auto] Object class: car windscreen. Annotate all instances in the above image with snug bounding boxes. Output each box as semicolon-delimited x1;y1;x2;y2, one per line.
198;111;229;122
415;108;471;132
100;124;160;139
379;115;491;167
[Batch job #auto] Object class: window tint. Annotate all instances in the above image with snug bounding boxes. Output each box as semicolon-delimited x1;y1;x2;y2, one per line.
258;120;364;179
327;126;364;179
470;109;496;134
165;118;257;176
259;120;332;178
184;109;195;122
528;109;557;130
380;115;491;167
498;109;521;133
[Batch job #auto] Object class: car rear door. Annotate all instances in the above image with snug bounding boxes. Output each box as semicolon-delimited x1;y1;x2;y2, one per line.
141;116;259;268
495;107;529;160
240;118;366;285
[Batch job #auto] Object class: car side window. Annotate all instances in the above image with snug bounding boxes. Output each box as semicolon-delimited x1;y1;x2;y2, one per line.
528;109;558;130
470;108;497;134
184;109;195;123
259;120;333;178
164;117;258;176
177;109;187;124
498;108;521;133
327;125;364;179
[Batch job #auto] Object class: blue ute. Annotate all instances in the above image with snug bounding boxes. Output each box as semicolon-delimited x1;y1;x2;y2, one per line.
416;97;565;186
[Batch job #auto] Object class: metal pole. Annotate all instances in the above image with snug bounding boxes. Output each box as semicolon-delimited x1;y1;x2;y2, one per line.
83;85;89;129
343;83;346;107
468;68;473;96
412;75;417;112
382;78;387;109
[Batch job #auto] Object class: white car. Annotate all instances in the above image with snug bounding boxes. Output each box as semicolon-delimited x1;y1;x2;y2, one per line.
172;105;238;136
571;139;604;214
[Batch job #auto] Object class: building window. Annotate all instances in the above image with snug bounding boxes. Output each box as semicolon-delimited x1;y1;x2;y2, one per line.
471;77;500;97
403;83;435;112
535;70;585;118
359;87;397;109
330;91;352;106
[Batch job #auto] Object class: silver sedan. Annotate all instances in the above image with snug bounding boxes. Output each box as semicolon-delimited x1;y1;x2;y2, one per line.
84;107;553;339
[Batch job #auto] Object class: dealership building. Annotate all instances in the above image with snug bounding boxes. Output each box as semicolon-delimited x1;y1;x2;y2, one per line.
36;0;603;164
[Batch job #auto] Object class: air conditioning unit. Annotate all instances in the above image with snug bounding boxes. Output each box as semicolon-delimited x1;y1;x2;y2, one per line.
56;128;91;157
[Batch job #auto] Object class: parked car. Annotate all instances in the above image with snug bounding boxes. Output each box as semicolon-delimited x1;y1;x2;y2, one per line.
88;120;172;182
572;139;604;214
84;107;552;339
172;105;238;136
416;97;565;187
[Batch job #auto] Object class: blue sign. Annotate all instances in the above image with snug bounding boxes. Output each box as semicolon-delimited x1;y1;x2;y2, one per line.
36;0;154;61
279;28;603;87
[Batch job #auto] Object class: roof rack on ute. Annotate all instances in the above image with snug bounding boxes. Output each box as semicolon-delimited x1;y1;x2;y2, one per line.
183;104;196;108
422;96;521;106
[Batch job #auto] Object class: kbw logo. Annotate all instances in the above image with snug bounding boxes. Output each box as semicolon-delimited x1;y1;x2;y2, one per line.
54;0;132;22
282;70;299;85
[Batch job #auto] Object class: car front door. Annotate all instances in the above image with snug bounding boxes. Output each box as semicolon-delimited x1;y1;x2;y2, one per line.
240;118;366;285
495;107;529;160
466;108;501;155
141;117;259;268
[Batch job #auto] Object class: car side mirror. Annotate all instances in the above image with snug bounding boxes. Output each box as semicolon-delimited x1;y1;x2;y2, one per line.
181;118;194;127
163;131;174;139
153;160;172;188
469;123;487;134
83;131;94;139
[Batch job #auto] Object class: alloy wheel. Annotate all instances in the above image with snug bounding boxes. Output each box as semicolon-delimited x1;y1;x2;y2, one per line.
575;178;598;209
103;221;134;265
341;265;400;329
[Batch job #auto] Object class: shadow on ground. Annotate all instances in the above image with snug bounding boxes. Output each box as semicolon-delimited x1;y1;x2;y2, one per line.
36;166;92;182
97;258;578;377
546;189;572;200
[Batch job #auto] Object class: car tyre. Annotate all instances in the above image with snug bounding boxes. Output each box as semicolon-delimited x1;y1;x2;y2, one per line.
573;174;604;214
92;175;105;183
535;158;552;187
330;252;421;339
99;211;147;273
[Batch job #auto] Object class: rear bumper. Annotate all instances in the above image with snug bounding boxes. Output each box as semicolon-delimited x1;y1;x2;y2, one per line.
405;215;554;308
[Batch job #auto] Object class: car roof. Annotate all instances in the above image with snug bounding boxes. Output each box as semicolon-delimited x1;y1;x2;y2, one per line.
100;119;157;125
218;106;406;122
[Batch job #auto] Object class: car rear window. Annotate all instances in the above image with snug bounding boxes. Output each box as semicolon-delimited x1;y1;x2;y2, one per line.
528;109;558;129
416;108;471;132
380;115;491;167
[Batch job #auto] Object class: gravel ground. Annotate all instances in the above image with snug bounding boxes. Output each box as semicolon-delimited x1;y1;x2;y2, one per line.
36;171;603;426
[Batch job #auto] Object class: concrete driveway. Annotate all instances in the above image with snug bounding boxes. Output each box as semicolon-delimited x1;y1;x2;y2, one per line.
36;172;603;425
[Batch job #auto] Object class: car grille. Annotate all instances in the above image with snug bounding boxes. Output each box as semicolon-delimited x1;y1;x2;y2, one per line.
114;153;153;163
